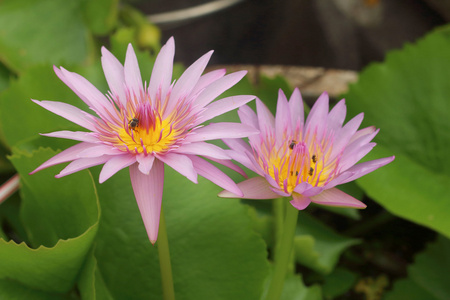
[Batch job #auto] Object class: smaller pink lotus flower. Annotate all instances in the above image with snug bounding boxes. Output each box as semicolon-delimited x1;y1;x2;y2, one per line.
30;37;258;244
219;89;394;209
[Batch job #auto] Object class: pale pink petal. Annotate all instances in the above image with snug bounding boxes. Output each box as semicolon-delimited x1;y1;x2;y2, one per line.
194;71;247;108
290;193;311;210
218;177;280;199
136;154;155;175
156;153;197;183
195;95;255;125
99;155;136;183
223;137;253;154
310;188;366;208
42;131;99;143
339;143;376;171
166;51;213;113
224;149;258;174
30;143;95;174
288;88;304;128
238;105;259;129
185;123;259;142
57;67;116;123
190;69;226;96
56;156;111;178
293;182;313;194
341;156;395;183
129;160;164;244
101;46;126;104
173;142;230;160
32;100;97;132
206;156;248;178
322;172;354;190
78;145;122;158
149;37;175;104
329;113;364;160
124;44;143;100
349;126;377;144
327;99;347;130
275;89;291;142
190;156;243;196
302;186;325;197
304;92;329;140
256;98;275;136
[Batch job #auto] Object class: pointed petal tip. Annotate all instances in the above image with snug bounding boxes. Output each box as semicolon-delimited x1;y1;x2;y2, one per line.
150;239;157;245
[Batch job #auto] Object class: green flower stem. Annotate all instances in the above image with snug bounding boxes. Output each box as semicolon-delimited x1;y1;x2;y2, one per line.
157;205;175;300
273;198;285;257
265;201;299;300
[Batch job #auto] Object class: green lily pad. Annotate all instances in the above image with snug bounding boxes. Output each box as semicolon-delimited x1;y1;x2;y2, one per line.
0;278;71;300
0;148;99;293
343;26;450;237
0;0;91;73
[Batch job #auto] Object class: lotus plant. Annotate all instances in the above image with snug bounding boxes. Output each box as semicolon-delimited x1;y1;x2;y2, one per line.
219;89;395;298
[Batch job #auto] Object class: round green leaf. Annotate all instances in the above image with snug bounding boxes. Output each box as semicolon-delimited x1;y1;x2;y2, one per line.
343;26;450;236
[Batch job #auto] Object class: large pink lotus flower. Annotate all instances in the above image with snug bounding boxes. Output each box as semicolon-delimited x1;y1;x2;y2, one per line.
30;38;257;243
219;89;394;209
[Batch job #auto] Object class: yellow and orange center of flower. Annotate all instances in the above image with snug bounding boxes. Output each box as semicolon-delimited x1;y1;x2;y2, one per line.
116;114;181;154
259;139;336;193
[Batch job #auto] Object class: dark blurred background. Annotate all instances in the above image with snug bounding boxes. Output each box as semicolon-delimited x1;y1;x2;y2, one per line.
133;0;446;70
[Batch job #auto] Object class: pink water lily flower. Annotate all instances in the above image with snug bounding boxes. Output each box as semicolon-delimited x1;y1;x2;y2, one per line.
31;37;258;243
219;89;394;209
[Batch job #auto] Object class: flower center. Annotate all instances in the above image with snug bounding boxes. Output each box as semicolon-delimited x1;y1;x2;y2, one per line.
257;136;338;194
116;102;184;154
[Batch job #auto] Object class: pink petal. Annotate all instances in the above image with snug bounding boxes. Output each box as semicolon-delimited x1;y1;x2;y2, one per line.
156;152;197;183
238;105;259;129
195;95;255;125
190;69;226;96
129;160;164;244
328;113;364;161
206;156;248;178
165;50;213;116
288;88;304;128
305;92;329;141
223;148;258;174
310;188;366;208
275;89;291;142
101;46;126;105
42;131;99;143
32;100;97;132
190;156;243;197
194;71;247;108
173;142;230;160
327;99;347;130
56;156;111;178
136;154;155;175
149;37;175;104
78;145;121;158
290;193;311;210
124;44;143;100
185;123;259;142
30;142;95;174
99;155;136;183
256;98;275;136
339;143;376;171
349;126;377;144
57;67;116;123
341;156;395;183
218;177;280;199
